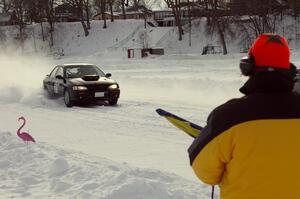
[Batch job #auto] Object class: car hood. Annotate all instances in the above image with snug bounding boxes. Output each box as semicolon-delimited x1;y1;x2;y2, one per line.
69;77;117;85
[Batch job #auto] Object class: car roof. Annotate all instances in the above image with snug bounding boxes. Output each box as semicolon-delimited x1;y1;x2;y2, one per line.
60;63;96;67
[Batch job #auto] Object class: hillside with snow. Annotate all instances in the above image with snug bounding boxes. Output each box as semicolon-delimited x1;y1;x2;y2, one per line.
1;17;300;56
0;19;174;57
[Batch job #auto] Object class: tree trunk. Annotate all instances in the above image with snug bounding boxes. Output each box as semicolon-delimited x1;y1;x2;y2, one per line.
250;16;263;36
171;3;177;26
187;0;191;47
171;4;180;40
103;15;107;28
81;19;89;36
40;22;45;42
48;19;54;46
79;6;89;36
50;30;54;47
204;0;211;26
109;0;114;22
216;19;227;55
14;1;26;52
85;0;91;29
133;0;138;19
44;1;55;46
173;0;183;41
101;0;107;28
122;0;126;19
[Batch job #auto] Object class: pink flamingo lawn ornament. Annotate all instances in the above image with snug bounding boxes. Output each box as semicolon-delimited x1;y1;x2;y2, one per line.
17;116;36;144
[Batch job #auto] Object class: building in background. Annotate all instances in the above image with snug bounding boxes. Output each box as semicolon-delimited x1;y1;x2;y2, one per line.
153;9;175;26
0;12;18;26
54;3;80;22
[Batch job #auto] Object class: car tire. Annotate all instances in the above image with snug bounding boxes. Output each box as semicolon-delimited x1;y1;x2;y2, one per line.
108;98;118;106
64;90;74;107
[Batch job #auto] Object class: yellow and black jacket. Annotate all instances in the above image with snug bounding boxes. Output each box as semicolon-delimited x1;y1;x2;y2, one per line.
188;72;300;199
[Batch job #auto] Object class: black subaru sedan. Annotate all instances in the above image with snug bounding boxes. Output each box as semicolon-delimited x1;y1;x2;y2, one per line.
43;63;120;107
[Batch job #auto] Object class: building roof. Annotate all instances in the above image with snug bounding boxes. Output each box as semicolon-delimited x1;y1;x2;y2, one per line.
93;12;120;18
152;8;172;12
126;5;152;13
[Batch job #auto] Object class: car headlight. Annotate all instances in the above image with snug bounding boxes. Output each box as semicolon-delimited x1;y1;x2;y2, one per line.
108;84;119;90
73;86;88;91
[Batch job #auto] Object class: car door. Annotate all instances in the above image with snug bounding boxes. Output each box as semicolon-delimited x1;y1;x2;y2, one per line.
45;66;59;94
53;66;65;96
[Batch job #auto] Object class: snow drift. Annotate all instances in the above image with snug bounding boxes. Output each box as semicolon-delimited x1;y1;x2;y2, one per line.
0;131;208;199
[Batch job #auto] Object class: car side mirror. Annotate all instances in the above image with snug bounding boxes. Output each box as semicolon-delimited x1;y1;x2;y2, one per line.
56;75;66;83
46;74;49;77
105;73;112;78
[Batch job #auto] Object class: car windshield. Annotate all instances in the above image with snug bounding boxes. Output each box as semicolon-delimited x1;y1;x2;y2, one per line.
65;65;105;78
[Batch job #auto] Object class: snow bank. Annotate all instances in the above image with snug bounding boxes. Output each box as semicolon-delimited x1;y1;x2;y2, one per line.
0;131;208;199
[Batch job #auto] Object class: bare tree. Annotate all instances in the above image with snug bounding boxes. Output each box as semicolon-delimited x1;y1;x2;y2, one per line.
187;0;191;46
101;0;107;28
94;0;107;28
203;0;211;25
250;0;278;34
205;0;227;54
64;0;89;36
171;0;183;40
163;0;172;8
232;0;281;39
108;0;114;22
93;0;101;12
11;0;26;52
38;0;57;46
25;1;40;23
0;0;12;13
84;0;91;29
121;0;126;19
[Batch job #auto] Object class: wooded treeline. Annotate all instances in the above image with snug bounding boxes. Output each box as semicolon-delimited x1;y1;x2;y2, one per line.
168;0;300;54
0;0;299;54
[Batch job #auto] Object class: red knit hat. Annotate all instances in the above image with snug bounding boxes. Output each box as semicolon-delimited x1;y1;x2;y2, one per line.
249;33;290;69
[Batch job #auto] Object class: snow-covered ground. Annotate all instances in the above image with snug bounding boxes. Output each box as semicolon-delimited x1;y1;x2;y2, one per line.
0;131;209;199
1;51;299;198
0;52;244;198
1;19;300;199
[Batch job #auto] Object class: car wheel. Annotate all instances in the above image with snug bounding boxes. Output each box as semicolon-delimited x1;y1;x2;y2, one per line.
64;90;74;107
108;98;118;106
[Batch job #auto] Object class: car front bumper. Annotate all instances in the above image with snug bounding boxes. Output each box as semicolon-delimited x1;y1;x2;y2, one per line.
69;88;120;102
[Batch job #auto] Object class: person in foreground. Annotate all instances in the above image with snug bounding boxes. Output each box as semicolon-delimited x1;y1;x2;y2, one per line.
188;33;300;199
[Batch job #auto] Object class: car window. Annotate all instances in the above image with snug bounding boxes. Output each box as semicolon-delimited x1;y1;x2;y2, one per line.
55;67;64;77
65;65;105;78
78;66;97;76
94;66;106;76
50;66;59;78
65;67;80;78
